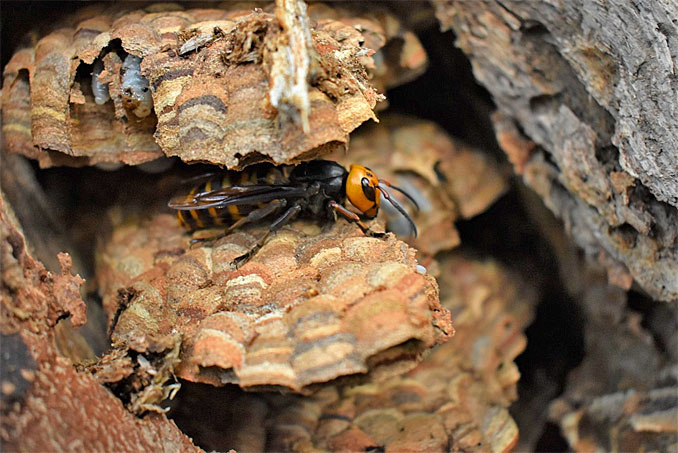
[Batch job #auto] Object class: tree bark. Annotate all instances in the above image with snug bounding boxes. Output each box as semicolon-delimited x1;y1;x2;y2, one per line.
435;0;678;302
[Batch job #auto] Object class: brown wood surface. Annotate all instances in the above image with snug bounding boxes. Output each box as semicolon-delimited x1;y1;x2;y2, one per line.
435;0;678;302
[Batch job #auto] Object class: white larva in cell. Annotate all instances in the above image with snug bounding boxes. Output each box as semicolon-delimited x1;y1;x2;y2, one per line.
91;59;110;105
120;54;153;118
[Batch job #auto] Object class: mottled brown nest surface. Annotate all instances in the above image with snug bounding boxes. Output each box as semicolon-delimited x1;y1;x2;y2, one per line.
261;253;536;453
2;2;426;169
95;215;452;393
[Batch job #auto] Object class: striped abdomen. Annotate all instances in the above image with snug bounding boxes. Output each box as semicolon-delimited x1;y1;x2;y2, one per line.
176;166;288;231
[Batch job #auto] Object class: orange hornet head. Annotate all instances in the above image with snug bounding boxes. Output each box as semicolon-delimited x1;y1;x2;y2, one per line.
344;164;419;237
346;164;381;217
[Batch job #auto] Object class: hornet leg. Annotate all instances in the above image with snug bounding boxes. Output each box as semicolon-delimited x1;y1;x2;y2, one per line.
235;203;303;267
328;200;382;237
226;199;287;232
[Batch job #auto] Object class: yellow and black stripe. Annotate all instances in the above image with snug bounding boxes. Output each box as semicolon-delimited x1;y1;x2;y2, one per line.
177;166;288;231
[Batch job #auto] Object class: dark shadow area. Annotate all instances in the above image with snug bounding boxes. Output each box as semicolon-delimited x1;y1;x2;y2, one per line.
455;184;585;451
534;422;570;452
28;159;212;356
34;163;179;273
627;289;678;363
2;2;87;68
386;26;501;156
167;381;271;452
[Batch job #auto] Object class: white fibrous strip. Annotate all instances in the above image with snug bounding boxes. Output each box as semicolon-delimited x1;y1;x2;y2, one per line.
269;0;314;133
121;54;153;118
91;59;110;105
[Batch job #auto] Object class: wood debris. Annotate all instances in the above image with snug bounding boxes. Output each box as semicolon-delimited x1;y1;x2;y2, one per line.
551;386;678;452
306;3;429;94
547;267;678;452
0;191;199;451
268;0;315;132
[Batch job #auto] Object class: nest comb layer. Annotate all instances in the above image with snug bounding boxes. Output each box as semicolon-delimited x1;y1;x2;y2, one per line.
1;2;427;169
95;214;452;393
264;254;536;452
329;115;508;256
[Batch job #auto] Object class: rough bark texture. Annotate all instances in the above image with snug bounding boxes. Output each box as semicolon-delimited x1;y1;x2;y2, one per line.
511;183;678;451
435;0;678;301
0;188;200;451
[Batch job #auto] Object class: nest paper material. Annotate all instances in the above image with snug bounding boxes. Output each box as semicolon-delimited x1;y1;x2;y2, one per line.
95;214;452;394
1;2;427;169
264;254;536;453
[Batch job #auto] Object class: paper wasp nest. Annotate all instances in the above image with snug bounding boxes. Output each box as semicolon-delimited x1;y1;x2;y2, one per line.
262;254;535;452
2;2;426;169
95;216;452;392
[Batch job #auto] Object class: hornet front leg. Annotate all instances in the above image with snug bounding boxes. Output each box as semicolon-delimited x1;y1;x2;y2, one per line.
328;200;383;237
